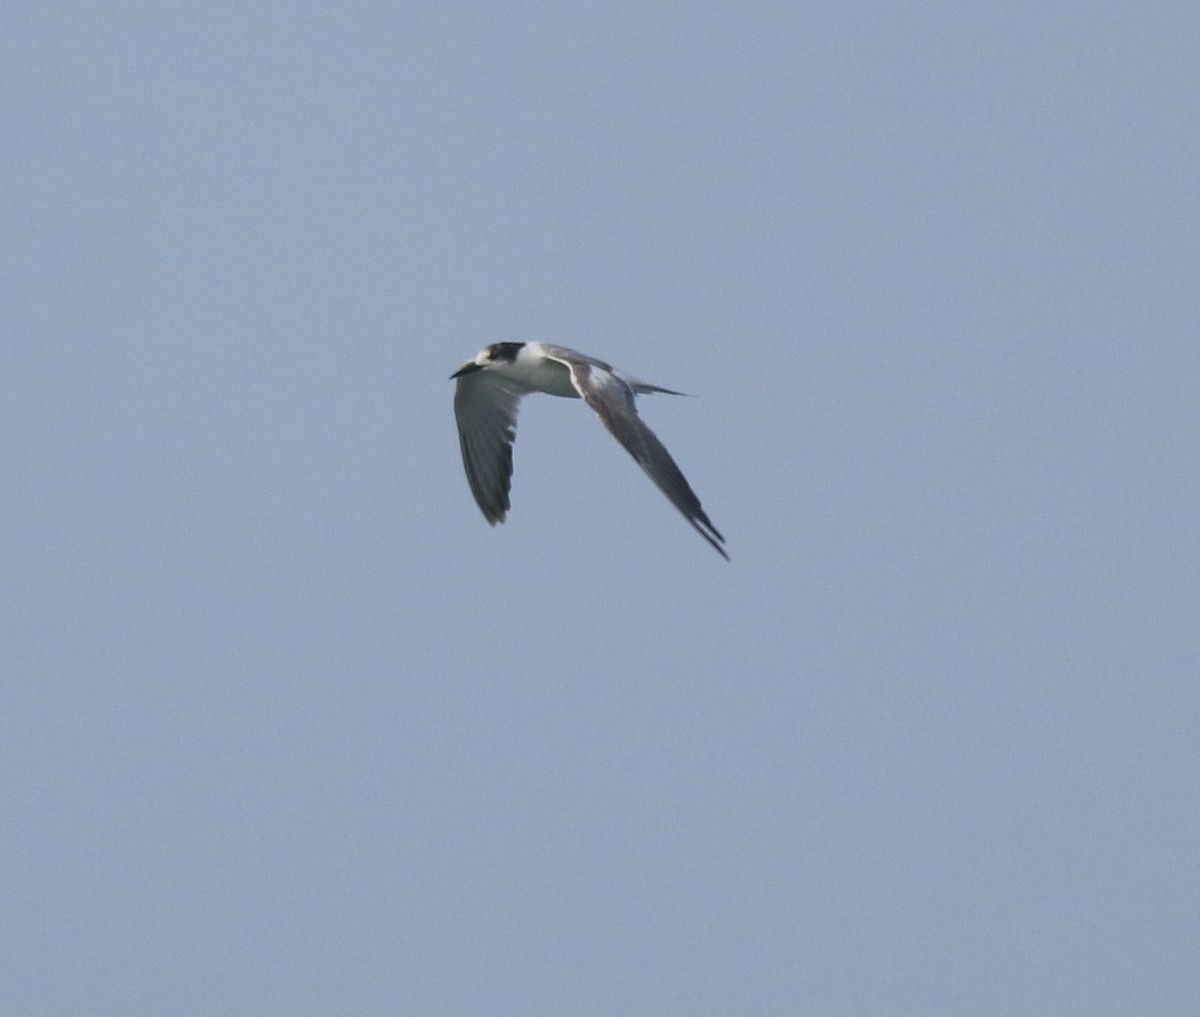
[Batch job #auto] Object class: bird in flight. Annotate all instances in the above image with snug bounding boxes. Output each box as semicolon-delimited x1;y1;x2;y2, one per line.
451;341;728;559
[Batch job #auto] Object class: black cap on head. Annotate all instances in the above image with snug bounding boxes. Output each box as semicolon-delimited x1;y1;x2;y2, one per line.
486;342;524;363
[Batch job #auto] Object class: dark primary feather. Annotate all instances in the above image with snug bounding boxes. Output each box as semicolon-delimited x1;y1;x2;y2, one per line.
567;362;728;560
453;370;521;523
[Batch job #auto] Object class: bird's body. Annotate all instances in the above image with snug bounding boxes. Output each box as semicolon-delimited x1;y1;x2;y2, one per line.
474;342;580;397
451;341;728;559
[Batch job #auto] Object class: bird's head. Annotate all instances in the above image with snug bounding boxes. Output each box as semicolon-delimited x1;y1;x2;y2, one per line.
450;341;525;379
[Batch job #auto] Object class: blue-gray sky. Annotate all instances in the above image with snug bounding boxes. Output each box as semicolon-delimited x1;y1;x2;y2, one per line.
4;3;1198;1014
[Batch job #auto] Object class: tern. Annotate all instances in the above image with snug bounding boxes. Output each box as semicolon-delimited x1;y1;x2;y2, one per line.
451;341;728;559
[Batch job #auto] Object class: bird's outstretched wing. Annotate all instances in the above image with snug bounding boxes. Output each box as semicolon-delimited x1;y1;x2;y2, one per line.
452;370;524;524
553;355;729;560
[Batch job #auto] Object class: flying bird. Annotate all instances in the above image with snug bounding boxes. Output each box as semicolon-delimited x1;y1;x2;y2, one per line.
450;341;728;559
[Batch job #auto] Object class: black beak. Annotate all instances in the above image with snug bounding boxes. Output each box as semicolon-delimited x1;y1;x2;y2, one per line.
450;362;482;379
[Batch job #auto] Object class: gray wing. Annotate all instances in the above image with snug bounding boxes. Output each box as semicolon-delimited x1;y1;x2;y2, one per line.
537;343;686;396
559;358;729;560
452;370;524;524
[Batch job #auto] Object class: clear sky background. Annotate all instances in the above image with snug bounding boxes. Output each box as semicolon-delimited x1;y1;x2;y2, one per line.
3;3;1198;1014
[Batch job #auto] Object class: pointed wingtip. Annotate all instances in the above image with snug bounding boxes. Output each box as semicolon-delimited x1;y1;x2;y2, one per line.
689;519;729;560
